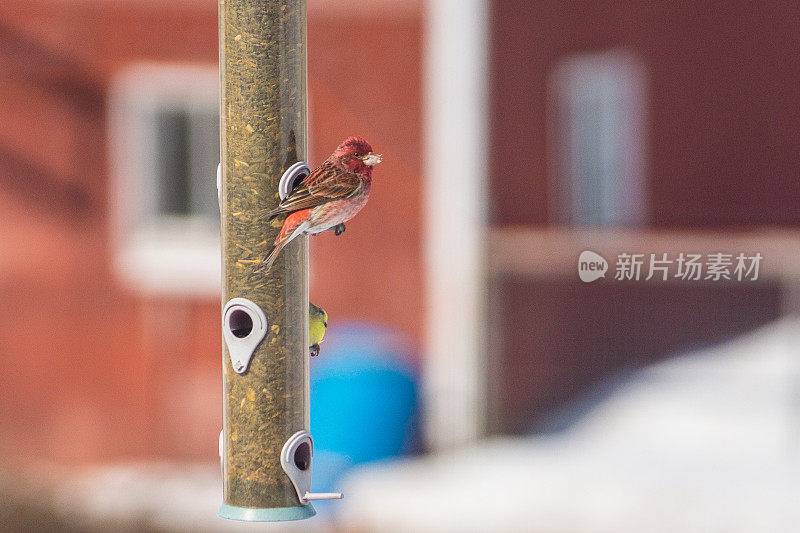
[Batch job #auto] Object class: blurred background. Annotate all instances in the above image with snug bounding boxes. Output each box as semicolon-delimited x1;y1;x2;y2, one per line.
1;0;799;531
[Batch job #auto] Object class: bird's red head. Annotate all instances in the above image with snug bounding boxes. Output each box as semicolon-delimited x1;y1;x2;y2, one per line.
332;136;382;175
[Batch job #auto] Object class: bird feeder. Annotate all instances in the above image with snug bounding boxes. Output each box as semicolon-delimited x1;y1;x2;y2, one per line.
218;0;339;521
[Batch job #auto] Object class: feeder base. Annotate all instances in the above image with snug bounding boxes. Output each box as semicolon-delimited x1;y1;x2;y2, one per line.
218;503;316;522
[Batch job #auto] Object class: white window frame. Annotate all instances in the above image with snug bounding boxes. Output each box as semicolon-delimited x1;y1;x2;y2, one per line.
108;63;220;296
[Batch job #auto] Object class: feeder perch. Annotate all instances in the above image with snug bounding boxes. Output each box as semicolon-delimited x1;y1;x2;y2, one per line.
281;430;343;503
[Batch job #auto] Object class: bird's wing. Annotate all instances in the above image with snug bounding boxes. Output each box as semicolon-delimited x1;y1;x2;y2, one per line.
269;160;362;216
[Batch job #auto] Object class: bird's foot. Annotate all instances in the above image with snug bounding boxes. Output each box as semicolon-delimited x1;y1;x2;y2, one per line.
333;223;346;236
310;343;320;357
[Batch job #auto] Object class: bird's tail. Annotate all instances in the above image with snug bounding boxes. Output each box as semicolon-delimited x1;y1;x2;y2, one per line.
248;209;310;280
249;240;286;279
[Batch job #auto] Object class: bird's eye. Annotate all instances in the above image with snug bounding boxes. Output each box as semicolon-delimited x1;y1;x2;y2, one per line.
353;153;362;158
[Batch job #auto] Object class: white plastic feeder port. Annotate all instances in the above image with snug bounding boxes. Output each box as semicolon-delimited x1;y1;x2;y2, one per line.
222;297;268;374
216;163;223;210
278;161;310;201
281;430;343;504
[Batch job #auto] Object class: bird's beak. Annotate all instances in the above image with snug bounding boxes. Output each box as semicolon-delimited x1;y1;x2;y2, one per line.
362;152;383;166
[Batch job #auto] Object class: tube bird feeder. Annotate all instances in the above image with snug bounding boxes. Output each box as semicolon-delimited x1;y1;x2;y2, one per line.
217;0;337;521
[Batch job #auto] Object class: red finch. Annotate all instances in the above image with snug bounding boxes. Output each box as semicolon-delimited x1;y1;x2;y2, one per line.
252;136;381;275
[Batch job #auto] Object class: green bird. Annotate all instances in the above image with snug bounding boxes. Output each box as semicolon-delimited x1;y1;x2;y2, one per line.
309;302;328;357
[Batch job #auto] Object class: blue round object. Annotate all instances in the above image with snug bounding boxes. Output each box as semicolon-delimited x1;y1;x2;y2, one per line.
310;323;418;475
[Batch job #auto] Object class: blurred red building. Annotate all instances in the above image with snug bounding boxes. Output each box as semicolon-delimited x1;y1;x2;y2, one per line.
3;0;797;463
488;1;797;432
